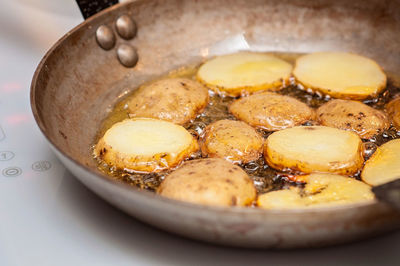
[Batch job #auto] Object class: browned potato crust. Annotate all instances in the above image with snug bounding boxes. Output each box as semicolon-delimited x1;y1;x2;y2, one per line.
127;78;209;125
157;158;256;207
229;92;315;131
386;97;400;129
316;99;389;139
200;120;263;164
258;173;374;209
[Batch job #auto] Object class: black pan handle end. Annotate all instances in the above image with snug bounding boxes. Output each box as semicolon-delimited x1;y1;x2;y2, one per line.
372;179;400;211
76;0;119;20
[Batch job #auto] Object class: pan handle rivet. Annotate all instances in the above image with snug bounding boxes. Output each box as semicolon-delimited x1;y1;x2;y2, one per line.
116;15;137;40
117;44;138;68
96;25;116;50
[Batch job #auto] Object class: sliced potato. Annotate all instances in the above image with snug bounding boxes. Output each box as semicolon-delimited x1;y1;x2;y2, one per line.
293;52;386;100
258;189;304;209
229;92;315;131
197;52;292;97
94;118;199;173
317;99;389;139
386;97;400;129
157;158;256;207
200;119;263;164
258;173;374;209
127;78;209;125
264;126;364;175
361;139;400;186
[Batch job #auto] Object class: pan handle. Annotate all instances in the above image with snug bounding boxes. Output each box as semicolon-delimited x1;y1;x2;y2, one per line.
75;0;119;19
372;179;400;212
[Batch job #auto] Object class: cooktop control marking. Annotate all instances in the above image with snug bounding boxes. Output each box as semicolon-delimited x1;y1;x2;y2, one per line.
0;126;5;141
0;151;15;161
32;161;52;172
2;167;22;177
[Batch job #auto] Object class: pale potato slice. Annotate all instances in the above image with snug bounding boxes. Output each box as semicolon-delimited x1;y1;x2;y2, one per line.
127;78;209;125
264;126;364;175
361;139;400;186
197;52;293;97
94;118;199;173
258;189;304;209
200;120;263;164
293;52;386;100
317;99;389;139
386;97;400;129
258;173;374;209
229;92;315;131
157;158;256;207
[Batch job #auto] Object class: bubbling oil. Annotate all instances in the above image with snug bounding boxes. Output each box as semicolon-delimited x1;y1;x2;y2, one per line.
94;52;400;194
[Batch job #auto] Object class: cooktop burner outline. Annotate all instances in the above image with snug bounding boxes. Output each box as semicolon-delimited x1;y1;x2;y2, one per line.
0;151;15;161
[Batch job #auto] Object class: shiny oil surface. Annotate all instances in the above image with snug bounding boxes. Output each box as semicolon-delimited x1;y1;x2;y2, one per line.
94;52;400;196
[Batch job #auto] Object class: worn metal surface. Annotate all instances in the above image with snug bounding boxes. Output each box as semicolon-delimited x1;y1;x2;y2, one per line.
96;25;116;50
31;0;400;248
115;14;137;39
117;43;138;67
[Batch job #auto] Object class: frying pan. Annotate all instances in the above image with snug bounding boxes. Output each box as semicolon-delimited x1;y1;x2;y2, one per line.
31;0;400;248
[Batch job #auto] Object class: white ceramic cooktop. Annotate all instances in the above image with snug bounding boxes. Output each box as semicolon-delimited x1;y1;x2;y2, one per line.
1;1;399;265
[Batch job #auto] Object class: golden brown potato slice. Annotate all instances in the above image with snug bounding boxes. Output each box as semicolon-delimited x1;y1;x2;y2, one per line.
293;52;386;100
157;158;256;207
229;92;315;131
264;126;364;175
200;119;263;164
386;97;400;129
127;78;209;125
317;99;389;139
361;139;400;186
258;173;374;209
197;52;292;97
94;118;199;173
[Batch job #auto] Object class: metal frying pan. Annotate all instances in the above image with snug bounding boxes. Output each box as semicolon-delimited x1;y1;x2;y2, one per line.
30;0;400;248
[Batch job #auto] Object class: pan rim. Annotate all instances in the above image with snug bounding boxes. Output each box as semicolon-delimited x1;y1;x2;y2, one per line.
29;0;383;216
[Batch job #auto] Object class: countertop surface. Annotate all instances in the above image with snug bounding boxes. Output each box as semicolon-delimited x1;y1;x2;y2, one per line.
0;1;399;265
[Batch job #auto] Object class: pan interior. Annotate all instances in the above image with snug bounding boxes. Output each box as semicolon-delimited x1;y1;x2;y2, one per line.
32;0;400;191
